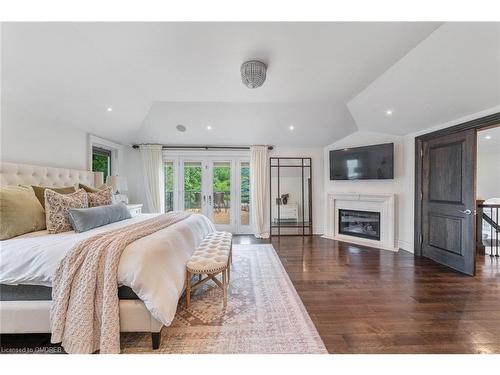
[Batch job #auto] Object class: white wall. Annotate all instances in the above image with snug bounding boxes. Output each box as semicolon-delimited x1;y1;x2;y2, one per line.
122;145;325;233
323;106;500;253
122;146;148;208
477;151;500;200
323;131;411;250
1;106;89;170
1;105;130;188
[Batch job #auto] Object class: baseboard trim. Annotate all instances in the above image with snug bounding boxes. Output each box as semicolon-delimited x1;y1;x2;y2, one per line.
397;240;414;253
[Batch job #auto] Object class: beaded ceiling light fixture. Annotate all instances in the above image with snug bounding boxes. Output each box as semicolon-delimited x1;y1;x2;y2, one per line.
240;60;267;89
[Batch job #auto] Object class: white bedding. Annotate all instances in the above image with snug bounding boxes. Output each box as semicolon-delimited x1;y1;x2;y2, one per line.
0;213;215;326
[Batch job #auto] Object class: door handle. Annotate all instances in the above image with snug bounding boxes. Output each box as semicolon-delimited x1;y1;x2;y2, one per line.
208;195;212;206
458;209;472;215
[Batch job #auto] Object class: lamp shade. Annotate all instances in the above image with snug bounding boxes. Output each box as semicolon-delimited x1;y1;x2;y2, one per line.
94;171;104;187
106;175;128;194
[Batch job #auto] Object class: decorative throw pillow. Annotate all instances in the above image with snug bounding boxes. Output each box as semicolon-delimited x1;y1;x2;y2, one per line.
0;185;46;240
44;188;88;234
68;203;132;233
87;185;113;207
78;183;107;193
31;185;76;209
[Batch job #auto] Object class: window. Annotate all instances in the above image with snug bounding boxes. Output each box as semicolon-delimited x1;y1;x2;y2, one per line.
92;146;112;178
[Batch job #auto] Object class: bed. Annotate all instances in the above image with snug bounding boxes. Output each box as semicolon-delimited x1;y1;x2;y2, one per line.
0;162;215;350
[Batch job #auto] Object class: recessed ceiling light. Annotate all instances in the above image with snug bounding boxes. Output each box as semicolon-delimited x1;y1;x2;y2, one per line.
385;109;393;116
289;125;295;131
485;135;492;140
206;125;212;130
176;124;186;132
106;107;113;112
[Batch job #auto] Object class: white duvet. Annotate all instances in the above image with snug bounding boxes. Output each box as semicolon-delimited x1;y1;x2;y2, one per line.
0;213;215;326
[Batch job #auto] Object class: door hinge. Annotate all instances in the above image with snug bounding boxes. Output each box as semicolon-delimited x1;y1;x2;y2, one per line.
420;147;423;157
420;234;423;243
420;191;423;200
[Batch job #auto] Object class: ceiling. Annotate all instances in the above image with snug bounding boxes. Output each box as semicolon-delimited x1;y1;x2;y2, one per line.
2;22;499;147
478;126;500;154
1;22;443;146
348;23;500;135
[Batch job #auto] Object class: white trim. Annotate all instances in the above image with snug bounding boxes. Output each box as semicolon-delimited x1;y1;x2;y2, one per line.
397;240;414;253
88;134;123;177
161;150;252;234
323;192;398;252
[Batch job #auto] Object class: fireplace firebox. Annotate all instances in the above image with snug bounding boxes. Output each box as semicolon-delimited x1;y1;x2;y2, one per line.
339;209;380;241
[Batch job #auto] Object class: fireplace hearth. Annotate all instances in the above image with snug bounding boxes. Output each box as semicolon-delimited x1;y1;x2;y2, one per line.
339;209;380;241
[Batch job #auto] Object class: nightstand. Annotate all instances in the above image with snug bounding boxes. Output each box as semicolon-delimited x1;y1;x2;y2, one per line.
126;204;143;216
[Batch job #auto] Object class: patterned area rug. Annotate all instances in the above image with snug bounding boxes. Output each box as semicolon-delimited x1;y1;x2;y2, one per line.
121;244;327;354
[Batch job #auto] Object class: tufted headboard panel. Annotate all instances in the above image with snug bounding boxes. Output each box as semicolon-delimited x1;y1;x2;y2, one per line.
0;162;97;188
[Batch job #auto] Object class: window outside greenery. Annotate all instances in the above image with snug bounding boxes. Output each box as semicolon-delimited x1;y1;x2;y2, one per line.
165;162;174;212
213;163;231;199
240;163;250;225
92;147;111;178
184;163;202;211
164;160;250;225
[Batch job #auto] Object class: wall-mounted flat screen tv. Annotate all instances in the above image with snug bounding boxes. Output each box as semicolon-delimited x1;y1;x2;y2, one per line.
329;142;394;180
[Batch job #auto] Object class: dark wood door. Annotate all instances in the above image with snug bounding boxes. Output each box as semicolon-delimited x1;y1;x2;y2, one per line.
421;129;476;275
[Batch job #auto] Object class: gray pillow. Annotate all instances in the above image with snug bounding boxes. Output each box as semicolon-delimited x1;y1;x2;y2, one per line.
68;203;132;233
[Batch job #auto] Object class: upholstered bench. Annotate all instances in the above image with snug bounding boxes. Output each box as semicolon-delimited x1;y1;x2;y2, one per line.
186;231;233;308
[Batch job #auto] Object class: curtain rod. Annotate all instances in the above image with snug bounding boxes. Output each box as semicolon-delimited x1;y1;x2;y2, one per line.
132;144;274;151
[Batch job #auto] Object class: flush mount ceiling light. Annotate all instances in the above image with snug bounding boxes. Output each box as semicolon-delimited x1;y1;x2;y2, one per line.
289;125;295;131
176;124;186;132
485;135;492;140
385;109;393;116
106;107;113;112
241;60;267;89
206;125;212;130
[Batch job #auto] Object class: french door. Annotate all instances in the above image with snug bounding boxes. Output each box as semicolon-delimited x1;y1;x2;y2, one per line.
164;154;251;234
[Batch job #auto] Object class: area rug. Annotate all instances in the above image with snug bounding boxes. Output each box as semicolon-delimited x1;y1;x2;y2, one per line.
121;244;327;354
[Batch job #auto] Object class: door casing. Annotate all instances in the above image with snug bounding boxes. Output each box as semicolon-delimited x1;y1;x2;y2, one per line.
414;112;500;274
163;150;252;234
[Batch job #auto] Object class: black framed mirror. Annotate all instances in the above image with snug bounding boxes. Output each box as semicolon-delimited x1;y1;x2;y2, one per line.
270;157;313;236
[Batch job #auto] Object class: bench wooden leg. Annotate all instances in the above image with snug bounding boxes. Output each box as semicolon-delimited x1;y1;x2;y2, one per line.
222;268;228;309
186;270;191;308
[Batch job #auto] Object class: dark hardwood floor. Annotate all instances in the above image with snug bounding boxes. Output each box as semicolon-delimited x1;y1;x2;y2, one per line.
234;235;500;354
2;235;499;354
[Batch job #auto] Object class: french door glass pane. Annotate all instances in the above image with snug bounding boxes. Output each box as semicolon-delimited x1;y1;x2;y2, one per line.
164;161;175;212
184;162;202;213
213;162;231;225
240;162;250;226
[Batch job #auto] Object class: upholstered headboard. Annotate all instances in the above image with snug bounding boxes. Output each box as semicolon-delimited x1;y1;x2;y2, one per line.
0;162;99;187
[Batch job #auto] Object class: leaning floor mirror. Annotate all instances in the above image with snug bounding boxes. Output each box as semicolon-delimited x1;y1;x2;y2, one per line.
270;157;313;236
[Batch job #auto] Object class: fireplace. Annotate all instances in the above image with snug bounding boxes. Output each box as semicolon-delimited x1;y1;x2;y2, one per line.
338;209;380;241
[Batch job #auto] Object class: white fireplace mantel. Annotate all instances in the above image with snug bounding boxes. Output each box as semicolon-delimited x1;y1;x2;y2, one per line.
322;192;398;251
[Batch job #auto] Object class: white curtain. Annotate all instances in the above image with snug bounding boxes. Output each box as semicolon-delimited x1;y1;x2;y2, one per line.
250;145;269;238
139;144;165;213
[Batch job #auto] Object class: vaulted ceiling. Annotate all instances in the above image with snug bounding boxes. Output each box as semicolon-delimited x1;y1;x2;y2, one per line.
2;22;499;146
